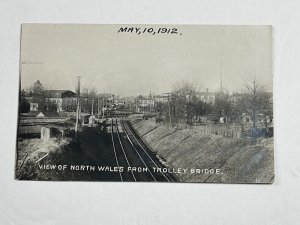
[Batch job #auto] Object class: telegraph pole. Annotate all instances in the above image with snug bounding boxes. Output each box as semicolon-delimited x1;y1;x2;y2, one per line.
102;98;105;120
167;94;171;126
164;93;172;126
75;76;81;137
97;98;100;121
220;61;223;93
91;98;94;127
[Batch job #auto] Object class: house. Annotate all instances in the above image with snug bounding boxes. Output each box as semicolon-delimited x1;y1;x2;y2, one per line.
153;95;168;103
106;96;126;108
136;95;155;112
196;89;217;104
228;92;243;107
241;113;271;126
22;89;77;112
22;91;39;112
45;90;77;112
30;102;39;111
114;98;125;106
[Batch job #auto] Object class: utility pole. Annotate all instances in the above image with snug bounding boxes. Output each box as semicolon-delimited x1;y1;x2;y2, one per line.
75;101;80;137
102;98;105;120
75;76;81;137
91;98;94;127
97;98;100;121
220;61;223;93
164;93;172;126
167;94;171;126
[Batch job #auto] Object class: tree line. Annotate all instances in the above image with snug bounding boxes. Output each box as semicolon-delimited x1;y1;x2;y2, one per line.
20;80;114;114
20;80;58;113
154;79;272;127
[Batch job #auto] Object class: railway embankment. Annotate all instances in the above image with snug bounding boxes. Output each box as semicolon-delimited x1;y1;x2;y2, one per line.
128;116;274;183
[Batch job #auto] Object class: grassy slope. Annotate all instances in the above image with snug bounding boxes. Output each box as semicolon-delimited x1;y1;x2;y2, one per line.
16;138;70;180
130;117;274;183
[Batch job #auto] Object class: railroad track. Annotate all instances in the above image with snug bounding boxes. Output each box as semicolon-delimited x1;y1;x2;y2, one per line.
110;118;175;182
110;119;136;181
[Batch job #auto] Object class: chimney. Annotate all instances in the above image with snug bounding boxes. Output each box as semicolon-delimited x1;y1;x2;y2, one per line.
206;88;208;93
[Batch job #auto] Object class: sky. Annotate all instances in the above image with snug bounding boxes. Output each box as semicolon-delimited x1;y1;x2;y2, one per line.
20;24;272;96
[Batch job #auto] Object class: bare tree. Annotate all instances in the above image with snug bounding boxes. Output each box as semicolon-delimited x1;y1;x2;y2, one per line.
171;81;199;124
240;78;269;128
30;80;46;111
213;92;231;121
81;87;98;113
172;80;199;98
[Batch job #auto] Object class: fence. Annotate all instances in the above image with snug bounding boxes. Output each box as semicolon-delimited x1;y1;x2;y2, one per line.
140;117;273;139
190;124;243;138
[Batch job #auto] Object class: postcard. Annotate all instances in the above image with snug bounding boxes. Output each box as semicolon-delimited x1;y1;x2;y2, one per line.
16;24;273;183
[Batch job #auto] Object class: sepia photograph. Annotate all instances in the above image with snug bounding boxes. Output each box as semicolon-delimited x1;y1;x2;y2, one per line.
15;24;274;183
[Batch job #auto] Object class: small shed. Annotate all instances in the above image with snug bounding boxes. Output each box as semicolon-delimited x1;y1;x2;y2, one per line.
89;115;97;125
81;114;91;125
219;116;229;124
